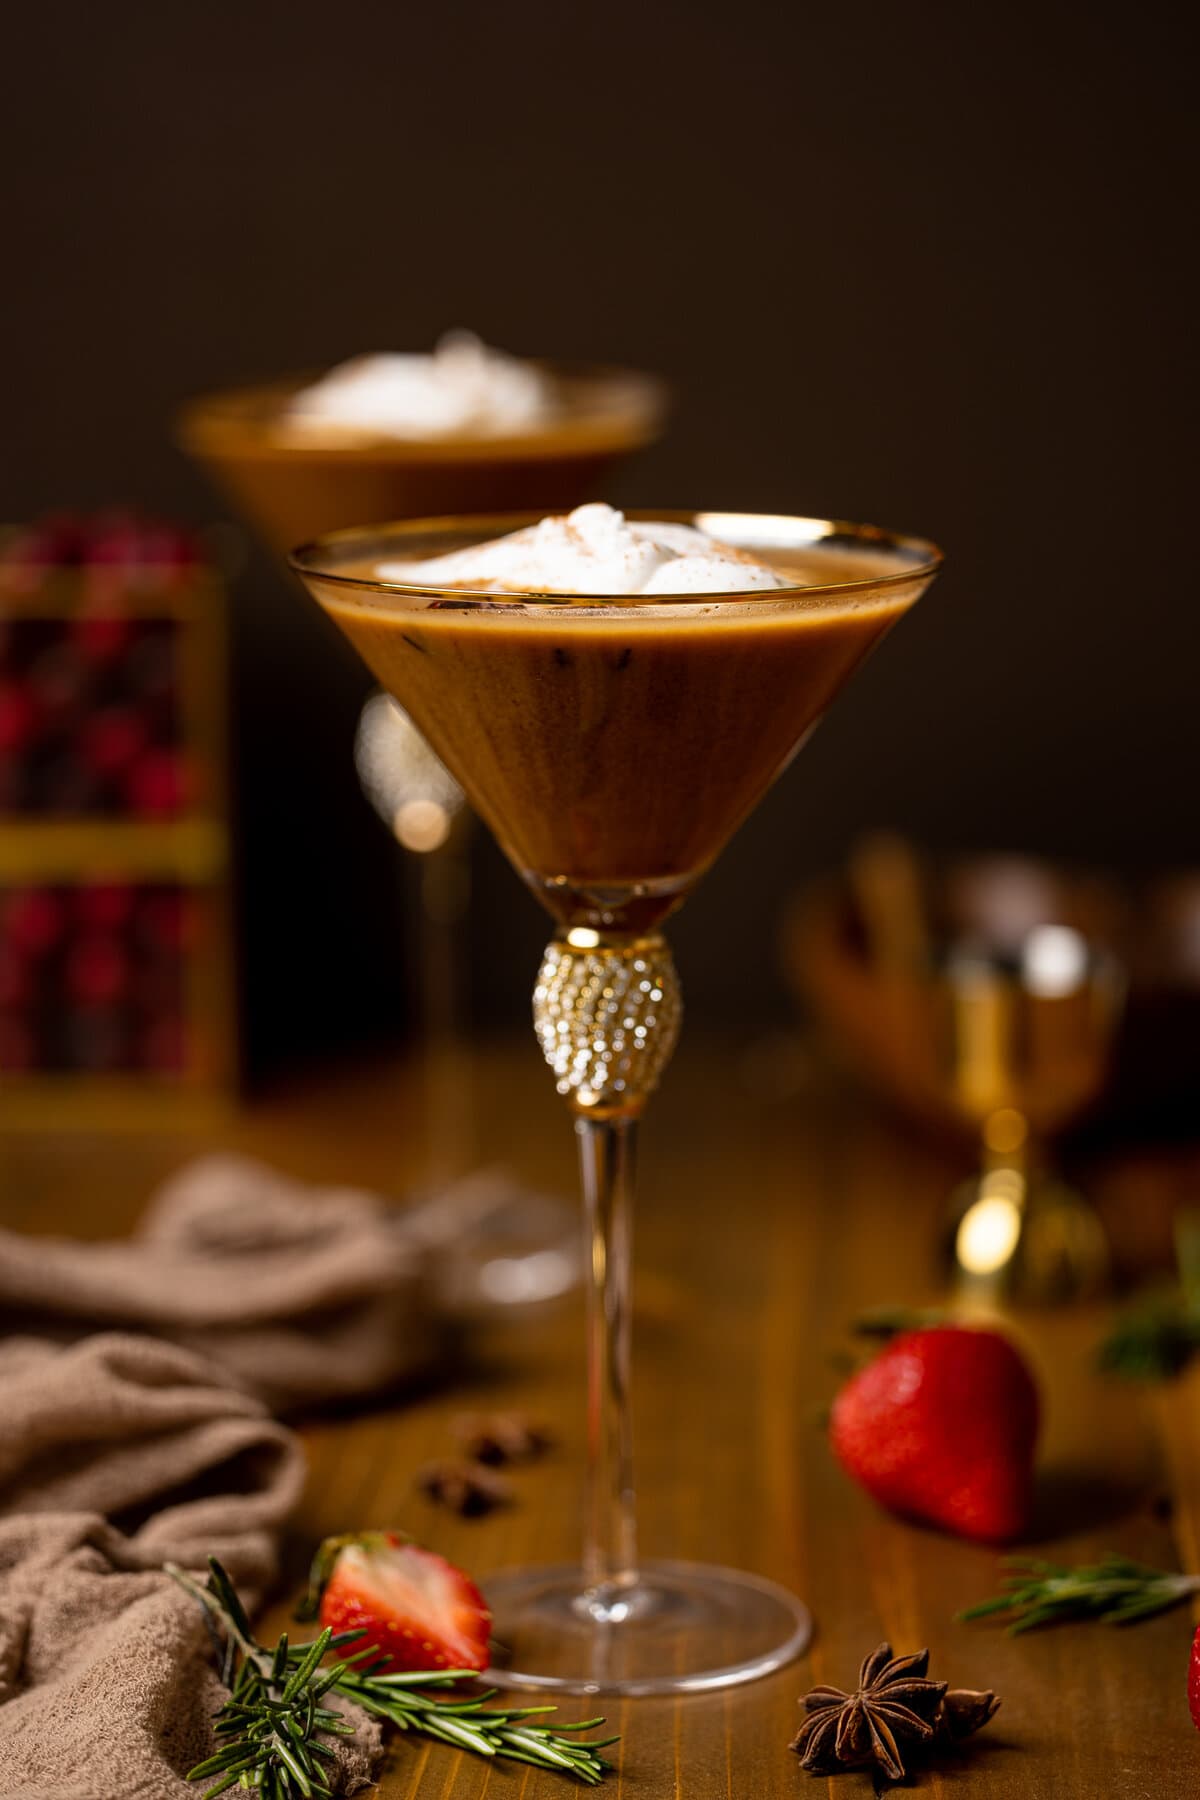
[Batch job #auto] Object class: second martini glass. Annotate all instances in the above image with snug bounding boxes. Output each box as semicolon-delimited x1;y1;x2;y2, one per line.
292;510;942;1695
180;361;664;1182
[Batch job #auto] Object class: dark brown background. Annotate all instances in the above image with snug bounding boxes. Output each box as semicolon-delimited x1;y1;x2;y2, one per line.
3;0;1194;1077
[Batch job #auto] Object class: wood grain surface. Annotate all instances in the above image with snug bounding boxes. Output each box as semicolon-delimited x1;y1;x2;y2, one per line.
4;1036;1197;1798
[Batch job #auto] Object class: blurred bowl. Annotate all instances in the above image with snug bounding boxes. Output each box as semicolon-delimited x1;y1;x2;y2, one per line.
177;361;668;555
782;852;1128;1140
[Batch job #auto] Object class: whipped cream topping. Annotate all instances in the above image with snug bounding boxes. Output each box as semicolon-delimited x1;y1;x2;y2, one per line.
287;332;556;439
378;505;790;596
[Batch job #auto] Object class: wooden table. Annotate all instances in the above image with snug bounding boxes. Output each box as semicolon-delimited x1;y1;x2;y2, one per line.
4;1037;1198;1797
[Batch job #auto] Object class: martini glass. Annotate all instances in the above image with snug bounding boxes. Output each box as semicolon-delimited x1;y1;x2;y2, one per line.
177;362;666;555
179;363;664;1179
291;510;942;1695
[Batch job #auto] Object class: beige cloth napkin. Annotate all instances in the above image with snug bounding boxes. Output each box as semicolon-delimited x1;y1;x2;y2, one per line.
0;1153;440;1413
0;1152;568;1796
0;1332;381;1800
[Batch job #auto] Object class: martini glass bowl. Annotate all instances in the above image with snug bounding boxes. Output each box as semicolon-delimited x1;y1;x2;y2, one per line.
178;363;667;554
291;510;942;1695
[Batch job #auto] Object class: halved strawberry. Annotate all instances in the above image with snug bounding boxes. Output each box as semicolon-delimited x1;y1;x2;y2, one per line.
298;1531;490;1675
1189;1622;1200;1733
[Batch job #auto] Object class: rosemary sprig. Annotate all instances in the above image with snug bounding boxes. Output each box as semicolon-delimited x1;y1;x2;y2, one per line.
1097;1296;1200;1379
1097;1206;1200;1380
957;1553;1200;1634
330;1666;614;1776
167;1558;616;1795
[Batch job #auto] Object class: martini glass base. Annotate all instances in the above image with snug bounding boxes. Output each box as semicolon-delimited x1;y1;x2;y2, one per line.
483;1559;812;1696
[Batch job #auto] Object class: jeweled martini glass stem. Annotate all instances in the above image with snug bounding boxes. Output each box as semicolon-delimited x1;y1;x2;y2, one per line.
533;927;683;1618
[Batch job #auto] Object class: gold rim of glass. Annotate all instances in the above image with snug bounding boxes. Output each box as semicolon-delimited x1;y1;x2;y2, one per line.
288;509;944;606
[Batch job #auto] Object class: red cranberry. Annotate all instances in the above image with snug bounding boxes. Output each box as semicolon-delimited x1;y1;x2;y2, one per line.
85;512;147;568
66;935;130;1007
80;706;148;777
0;682;40;754
71;612;134;664
125;748;191;817
75;883;136;931
5;888;66;956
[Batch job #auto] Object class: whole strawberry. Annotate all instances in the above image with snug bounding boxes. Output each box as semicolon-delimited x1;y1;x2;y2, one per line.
1189;1623;1200;1733
830;1326;1039;1542
299;1530;491;1674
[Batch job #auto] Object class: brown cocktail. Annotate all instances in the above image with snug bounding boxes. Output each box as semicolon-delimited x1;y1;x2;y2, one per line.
321;523;913;933
178;349;665;554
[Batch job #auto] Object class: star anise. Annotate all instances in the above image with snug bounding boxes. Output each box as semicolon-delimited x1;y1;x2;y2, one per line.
791;1644;1000;1788
938;1686;1002;1740
792;1644;945;1782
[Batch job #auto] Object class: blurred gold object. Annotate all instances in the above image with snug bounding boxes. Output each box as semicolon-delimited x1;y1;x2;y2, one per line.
786;847;1126;1301
355;692;466;853
941;930;1123;1300
353;692;473;1187
848;832;931;976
